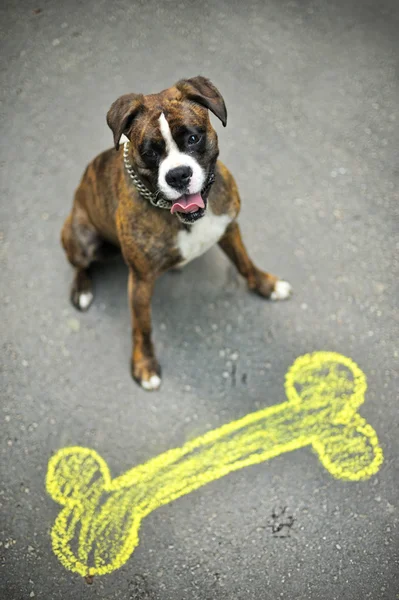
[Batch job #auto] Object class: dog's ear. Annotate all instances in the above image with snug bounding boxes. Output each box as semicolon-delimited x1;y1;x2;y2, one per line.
176;76;227;127
106;93;144;150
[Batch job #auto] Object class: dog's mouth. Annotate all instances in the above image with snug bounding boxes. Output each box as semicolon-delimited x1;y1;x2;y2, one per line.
170;192;206;224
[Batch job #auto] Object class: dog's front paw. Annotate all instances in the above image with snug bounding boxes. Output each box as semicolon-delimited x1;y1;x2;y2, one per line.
131;358;162;391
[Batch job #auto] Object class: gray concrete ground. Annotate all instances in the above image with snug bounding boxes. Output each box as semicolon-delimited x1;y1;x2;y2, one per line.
1;0;398;598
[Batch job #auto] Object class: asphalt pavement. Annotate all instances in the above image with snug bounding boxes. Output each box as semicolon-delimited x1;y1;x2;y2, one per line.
1;0;398;598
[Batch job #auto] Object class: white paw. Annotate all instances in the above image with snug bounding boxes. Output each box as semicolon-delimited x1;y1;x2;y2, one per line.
141;374;162;391
271;280;292;301
78;291;94;311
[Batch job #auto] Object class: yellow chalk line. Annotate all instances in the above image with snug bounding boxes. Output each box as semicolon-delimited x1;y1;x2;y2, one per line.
46;351;384;576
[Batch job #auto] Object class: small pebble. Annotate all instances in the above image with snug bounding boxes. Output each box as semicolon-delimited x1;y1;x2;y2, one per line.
68;318;80;332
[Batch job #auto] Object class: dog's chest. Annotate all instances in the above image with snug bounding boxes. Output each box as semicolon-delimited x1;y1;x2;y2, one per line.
176;211;231;266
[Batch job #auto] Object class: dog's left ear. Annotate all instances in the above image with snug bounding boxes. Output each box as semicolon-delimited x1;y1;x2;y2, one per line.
176;76;227;127
107;93;144;150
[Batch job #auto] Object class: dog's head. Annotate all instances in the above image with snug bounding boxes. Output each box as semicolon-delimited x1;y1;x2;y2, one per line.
107;76;227;224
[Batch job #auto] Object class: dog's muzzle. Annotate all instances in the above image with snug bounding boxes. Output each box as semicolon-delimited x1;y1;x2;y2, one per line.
123;142;215;222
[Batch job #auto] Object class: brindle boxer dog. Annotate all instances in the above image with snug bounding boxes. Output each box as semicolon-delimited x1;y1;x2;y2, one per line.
61;76;292;390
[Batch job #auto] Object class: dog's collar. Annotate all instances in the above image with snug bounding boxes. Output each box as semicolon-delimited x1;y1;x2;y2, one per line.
123;142;172;209
123;141;216;211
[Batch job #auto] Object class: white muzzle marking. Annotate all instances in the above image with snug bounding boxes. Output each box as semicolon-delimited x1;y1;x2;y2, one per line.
158;113;205;201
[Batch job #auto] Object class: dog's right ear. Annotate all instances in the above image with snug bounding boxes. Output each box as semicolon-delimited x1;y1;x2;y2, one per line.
106;93;144;151
176;76;227;127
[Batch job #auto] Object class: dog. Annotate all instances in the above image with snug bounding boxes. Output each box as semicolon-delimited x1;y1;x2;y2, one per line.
61;76;292;391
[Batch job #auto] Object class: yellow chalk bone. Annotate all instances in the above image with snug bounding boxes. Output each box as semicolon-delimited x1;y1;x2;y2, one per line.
46;352;383;577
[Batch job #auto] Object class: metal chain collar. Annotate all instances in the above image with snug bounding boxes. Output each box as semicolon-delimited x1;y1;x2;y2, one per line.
123;142;172;209
123;140;215;211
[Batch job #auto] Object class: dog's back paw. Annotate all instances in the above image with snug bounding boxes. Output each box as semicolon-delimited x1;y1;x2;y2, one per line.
271;279;292;301
70;269;94;312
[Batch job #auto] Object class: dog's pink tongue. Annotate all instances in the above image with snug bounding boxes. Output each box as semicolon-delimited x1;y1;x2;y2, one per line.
171;193;205;215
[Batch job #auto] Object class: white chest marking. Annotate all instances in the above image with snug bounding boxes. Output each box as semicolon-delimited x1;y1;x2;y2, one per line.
177;211;232;267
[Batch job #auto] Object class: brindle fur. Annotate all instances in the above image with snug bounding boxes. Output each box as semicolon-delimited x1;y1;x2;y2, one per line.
61;77;281;389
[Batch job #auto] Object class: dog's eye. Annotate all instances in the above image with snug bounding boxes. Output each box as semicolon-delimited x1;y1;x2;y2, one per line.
187;134;201;146
143;149;158;159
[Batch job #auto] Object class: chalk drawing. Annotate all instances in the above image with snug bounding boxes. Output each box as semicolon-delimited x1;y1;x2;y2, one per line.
46;351;383;577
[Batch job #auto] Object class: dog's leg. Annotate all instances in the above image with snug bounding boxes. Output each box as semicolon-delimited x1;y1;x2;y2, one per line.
61;208;114;312
128;269;161;391
218;221;292;300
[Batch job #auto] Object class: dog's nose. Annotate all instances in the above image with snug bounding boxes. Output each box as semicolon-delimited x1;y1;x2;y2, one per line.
165;166;192;189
